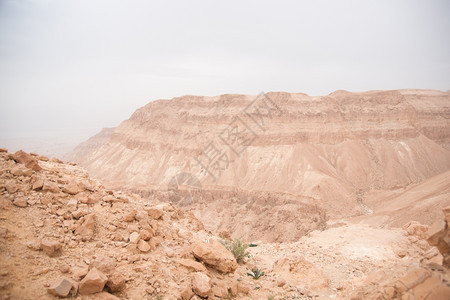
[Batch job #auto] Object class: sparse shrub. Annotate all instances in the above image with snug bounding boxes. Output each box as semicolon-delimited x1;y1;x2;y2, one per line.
246;267;265;280
220;238;249;263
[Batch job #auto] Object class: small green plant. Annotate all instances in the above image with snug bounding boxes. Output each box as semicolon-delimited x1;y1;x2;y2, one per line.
268;296;275;300
220;238;249;263
246;267;265;280
249;243;258;247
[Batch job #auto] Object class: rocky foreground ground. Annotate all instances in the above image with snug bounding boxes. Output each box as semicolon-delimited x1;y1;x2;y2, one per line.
0;149;449;299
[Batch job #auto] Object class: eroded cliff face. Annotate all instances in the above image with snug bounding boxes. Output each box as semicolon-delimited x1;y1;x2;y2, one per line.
69;89;450;242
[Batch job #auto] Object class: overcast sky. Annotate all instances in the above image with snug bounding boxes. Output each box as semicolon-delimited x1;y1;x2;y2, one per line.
0;0;449;150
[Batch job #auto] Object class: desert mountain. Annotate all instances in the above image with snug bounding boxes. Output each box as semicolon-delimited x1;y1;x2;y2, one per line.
1;149;450;299
69;89;450;242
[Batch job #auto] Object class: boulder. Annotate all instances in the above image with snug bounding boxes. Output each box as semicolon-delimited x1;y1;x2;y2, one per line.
4;181;18;194
90;256;116;275
40;239;62;257
75;267;89;280
192;240;238;274
129;232;140;243
75;214;96;241
11;166;32;177
181;285;194;300
43;181;60;193
140;229;154;240
191;272;211;298
31;176;44;190
146;208;164;220
79;267;107;295
47;277;77;297
134;210;147;221
138;239;150;252
67;199;78;211
59;264;71;274
106;272;126;292
178;258;207;272
124;210;136;222
13;197;27;208
62;181;83;195
427;206;450;266
11;150;42;171
72;206;89;219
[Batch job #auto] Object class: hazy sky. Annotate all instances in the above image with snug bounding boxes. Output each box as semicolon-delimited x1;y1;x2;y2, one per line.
0;0;449;146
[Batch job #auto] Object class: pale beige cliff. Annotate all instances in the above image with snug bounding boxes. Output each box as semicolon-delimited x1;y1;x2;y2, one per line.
69;89;450;242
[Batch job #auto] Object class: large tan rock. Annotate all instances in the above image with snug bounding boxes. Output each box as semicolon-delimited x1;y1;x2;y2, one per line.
72;206;89;219
4;181;18;194
106;272;126;292
124;210;136;222
137;239;150;252
129;232;140;243
43;181;60;193
75;214;96;241
47;277;77;297
181;285;194;300
134;210;147;221
11;166;32;177
192;240;238;274
90;256;116;275
31;175;44;190
191;272;211;298
146;208;164;220
79;267;107;295
62;180;83;195
40;239;62;257
12;150;42;171
178;258;207;272
427;220;446;246
140;229;154;240
13;197;27;207
427;206;450;266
